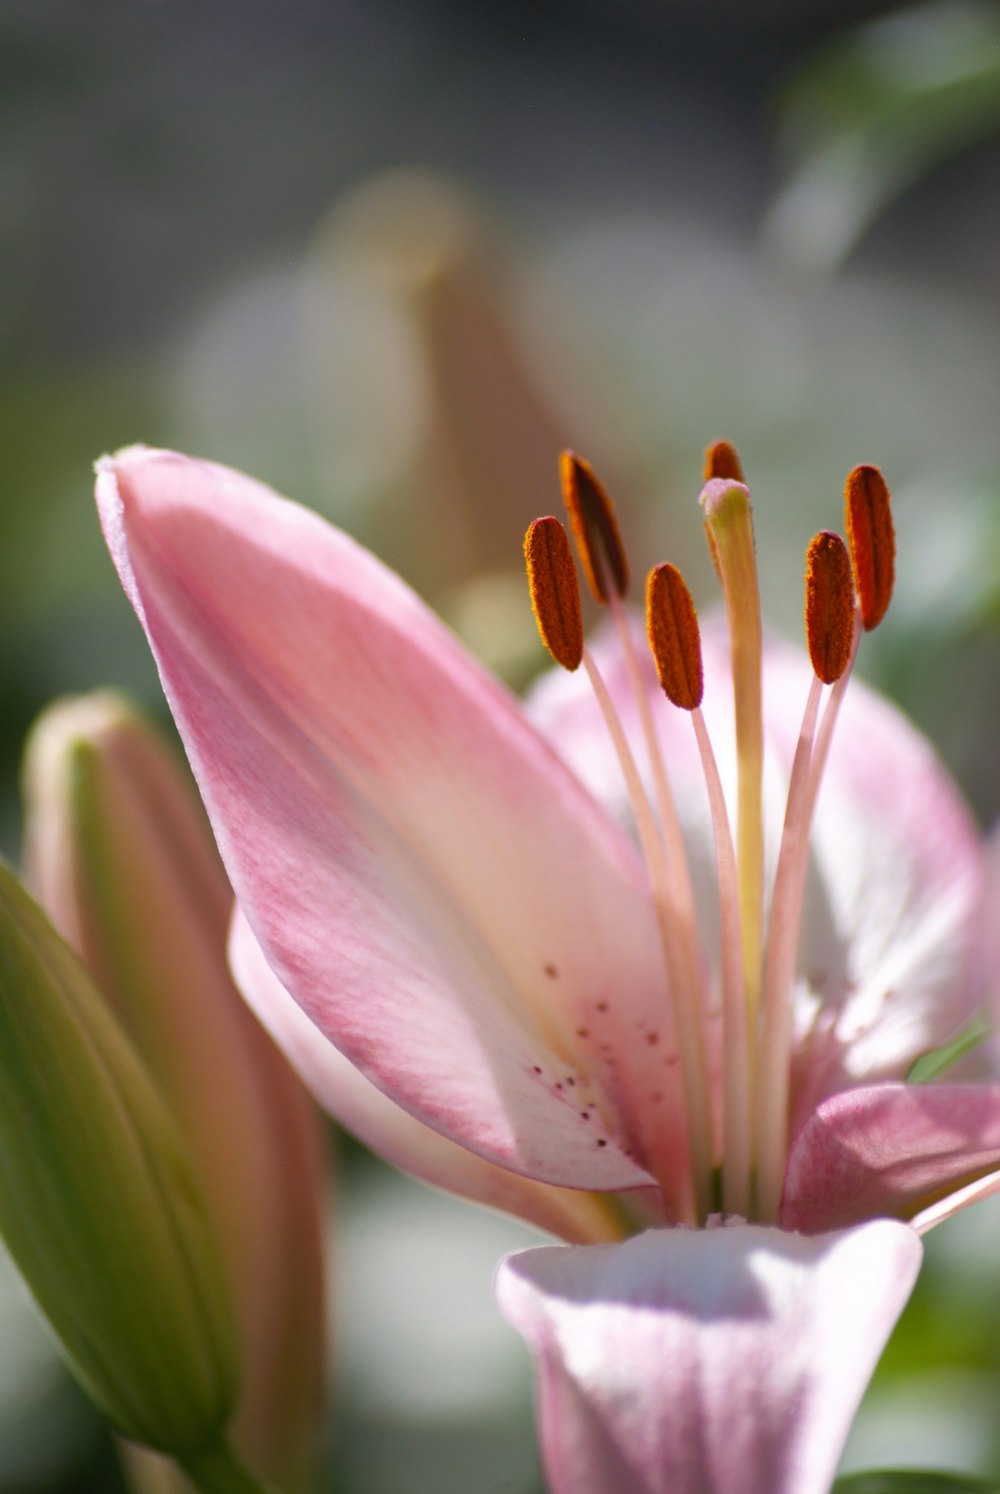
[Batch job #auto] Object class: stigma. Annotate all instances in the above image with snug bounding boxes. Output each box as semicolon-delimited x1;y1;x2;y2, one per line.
524;445;895;1225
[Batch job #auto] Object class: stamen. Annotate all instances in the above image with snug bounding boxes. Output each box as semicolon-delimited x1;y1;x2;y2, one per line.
844;464;894;631
704;438;746;484
603;583;714;1221
645;564;704;711
582;646;710;1226
756;531;862;1220
688;707;751;1219
755;673;824;1222
526;482;710;1218
559;451;629;604
700;478;764;1027
647;558;750;1215
804;531;855;684
550;456;713;1215
523;517;584;671
755;599;862;1224
805;609;861;825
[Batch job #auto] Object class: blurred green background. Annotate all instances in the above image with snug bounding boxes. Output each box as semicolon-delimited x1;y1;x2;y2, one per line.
4;1;1000;1489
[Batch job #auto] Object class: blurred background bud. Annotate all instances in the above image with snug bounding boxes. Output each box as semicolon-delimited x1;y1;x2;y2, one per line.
0;860;238;1458
301;170;626;678
22;694;328;1493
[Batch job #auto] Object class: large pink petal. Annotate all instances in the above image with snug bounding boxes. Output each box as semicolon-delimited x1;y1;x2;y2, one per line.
530;616;986;1120
781;1081;1000;1234
97;449;686;1200
496;1219;921;1494
229;911;624;1245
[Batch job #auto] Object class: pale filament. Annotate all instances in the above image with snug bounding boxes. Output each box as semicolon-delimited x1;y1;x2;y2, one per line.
755;672;824;1221
690;707;751;1219
755;610;862;1221
606;587;711;1136
582;646;712;1225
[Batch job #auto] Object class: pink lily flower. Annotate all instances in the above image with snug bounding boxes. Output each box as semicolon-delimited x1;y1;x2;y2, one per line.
95;443;1000;1494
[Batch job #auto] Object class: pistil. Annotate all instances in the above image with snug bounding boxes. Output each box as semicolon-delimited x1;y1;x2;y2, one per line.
700;479;765;1037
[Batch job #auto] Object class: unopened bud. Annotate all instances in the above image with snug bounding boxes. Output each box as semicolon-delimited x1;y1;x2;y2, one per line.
0;862;238;1455
22;694;327;1492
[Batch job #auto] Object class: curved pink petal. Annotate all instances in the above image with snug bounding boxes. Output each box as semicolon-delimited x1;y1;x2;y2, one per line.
229;911;625;1245
496;1219;921;1494
781;1081;1000;1234
761;637;986;1119
529;615;986;1120
952;818;1000;1081
96;449;687;1201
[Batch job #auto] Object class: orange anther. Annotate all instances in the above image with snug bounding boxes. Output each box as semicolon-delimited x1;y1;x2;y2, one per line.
646;563;704;711
559;451;629;604
704;439;746;484
844;464;894;631
804;531;855;684
524;517;584;671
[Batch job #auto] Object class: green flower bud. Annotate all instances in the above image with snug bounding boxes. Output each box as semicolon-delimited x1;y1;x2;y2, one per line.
23;693;327;1492
0;860;239;1456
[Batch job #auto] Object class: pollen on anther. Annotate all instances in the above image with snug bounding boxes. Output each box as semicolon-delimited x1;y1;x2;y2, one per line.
704;438;745;483
645;563;704;710
805;531;855;684
524;517;584;671
559;451;629;604
844;464;895;631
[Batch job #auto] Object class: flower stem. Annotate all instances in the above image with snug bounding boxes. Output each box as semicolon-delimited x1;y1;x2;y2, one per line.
178;1439;278;1494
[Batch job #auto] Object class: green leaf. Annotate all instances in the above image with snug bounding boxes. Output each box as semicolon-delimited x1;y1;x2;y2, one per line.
906;1016;990;1082
767;1;1000;267
835;1471;1000;1492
